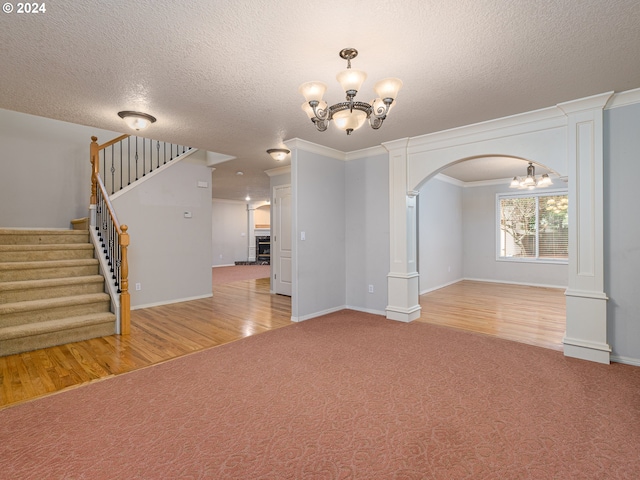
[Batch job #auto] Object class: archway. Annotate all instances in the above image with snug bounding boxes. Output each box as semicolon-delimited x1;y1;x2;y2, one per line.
384;92;612;363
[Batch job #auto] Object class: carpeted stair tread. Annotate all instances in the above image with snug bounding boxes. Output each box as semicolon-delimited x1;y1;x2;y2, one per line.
0;312;116;340
0;293;110;315
0;293;111;328
0;258;98;271
0;259;99;281
0;243;95;262
0;275;105;303
0;275;104;293
0;229;89;245
0;227;115;354
0;312;116;356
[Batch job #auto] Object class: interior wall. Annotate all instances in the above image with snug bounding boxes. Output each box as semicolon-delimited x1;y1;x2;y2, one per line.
112;158;213;308
418;176;464;293
0;108;121;228
462;182;568;287
345;153;390;314
211;199;248;266
293;149;346;320
604;102;640;364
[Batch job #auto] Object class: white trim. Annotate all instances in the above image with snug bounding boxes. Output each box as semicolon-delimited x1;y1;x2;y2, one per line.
284;138;346;161
265;165;291;177
557;92;614;115
110;148;198;201
345;306;386;316
564;289;609;300
212;263;235;268
463;277;567;290
419;278;464;295
434;173;465;187
344;145;387;161
407;106;566;154
610;355;640;367
131;293;213;310
89;229;120;334
291;305;345;322
463;177;515;188
605;87;640;110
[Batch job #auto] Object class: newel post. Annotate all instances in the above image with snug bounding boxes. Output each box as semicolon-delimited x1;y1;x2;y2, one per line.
119;225;131;335
90;136;99;205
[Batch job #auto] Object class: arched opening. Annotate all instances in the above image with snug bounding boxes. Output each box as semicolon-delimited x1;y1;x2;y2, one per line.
414;155;567;350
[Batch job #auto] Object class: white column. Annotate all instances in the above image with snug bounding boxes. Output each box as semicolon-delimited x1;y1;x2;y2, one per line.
558;92;613;364
383;138;421;322
247;203;256;262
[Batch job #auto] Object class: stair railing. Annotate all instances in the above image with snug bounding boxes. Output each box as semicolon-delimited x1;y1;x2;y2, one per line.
90;136;130;335
89;134;194;334
91;135;193;196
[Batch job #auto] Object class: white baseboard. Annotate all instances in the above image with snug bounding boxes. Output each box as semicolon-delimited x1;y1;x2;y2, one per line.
463;277;567;290
212;264;235;268
291;305;346;322
610;355;640;367
420;278;464;295
132;293;213;310
345;305;386;316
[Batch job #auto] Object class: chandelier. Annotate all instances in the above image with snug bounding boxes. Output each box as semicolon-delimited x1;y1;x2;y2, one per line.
299;48;403;135
509;162;553;190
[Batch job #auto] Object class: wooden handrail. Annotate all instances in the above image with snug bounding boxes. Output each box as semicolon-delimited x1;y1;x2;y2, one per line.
95;175;122;233
97;134;129;151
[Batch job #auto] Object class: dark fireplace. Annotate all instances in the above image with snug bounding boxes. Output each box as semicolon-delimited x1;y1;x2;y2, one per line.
256;236;270;264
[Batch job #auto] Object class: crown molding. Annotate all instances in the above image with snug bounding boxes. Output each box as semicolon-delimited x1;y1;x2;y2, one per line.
265;165;291;177
345;145;387;161
434;173;465;187
557;91;614;115
605;87;640;110
283;138;346;161
407;106;566;155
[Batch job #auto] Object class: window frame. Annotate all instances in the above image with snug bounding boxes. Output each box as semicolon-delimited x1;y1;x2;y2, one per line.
495;189;569;265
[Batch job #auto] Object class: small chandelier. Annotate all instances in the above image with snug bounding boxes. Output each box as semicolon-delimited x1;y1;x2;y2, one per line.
509;162;553;190
299;48;403;135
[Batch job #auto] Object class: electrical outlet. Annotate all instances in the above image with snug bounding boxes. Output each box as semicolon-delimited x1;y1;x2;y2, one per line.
368;285;374;293
135;283;141;291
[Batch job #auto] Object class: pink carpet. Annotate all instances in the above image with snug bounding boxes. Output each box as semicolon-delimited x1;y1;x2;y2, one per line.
212;265;270;285
2;310;639;479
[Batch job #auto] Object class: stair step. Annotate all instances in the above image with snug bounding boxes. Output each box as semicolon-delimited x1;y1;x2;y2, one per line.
0;258;99;281
0;243;95;262
0;229;89;245
0;312;116;356
0;275;105;303
0;293;111;328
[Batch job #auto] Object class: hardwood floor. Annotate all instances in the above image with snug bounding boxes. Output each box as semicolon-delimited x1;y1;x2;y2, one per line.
0;277;291;409
1;278;566;409
417;280;566;351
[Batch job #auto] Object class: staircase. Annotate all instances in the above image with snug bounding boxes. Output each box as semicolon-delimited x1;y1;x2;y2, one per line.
0;228;116;356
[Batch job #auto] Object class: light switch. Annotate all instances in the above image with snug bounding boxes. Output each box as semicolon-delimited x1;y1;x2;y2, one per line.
184;211;192;218
197;181;208;188
300;231;306;241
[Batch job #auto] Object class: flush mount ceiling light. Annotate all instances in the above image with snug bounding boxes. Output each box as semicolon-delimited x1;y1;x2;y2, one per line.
117;111;156;131
267;148;290;161
299;48;403;135
509;162;553;190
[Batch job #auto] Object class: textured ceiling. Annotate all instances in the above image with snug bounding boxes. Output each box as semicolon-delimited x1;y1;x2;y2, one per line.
1;0;639;201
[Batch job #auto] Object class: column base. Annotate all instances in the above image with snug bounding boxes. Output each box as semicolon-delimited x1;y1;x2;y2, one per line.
564;291;610;364
386;272;421;323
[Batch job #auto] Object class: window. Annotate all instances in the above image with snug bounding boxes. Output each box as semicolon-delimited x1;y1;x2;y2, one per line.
498;192;568;262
